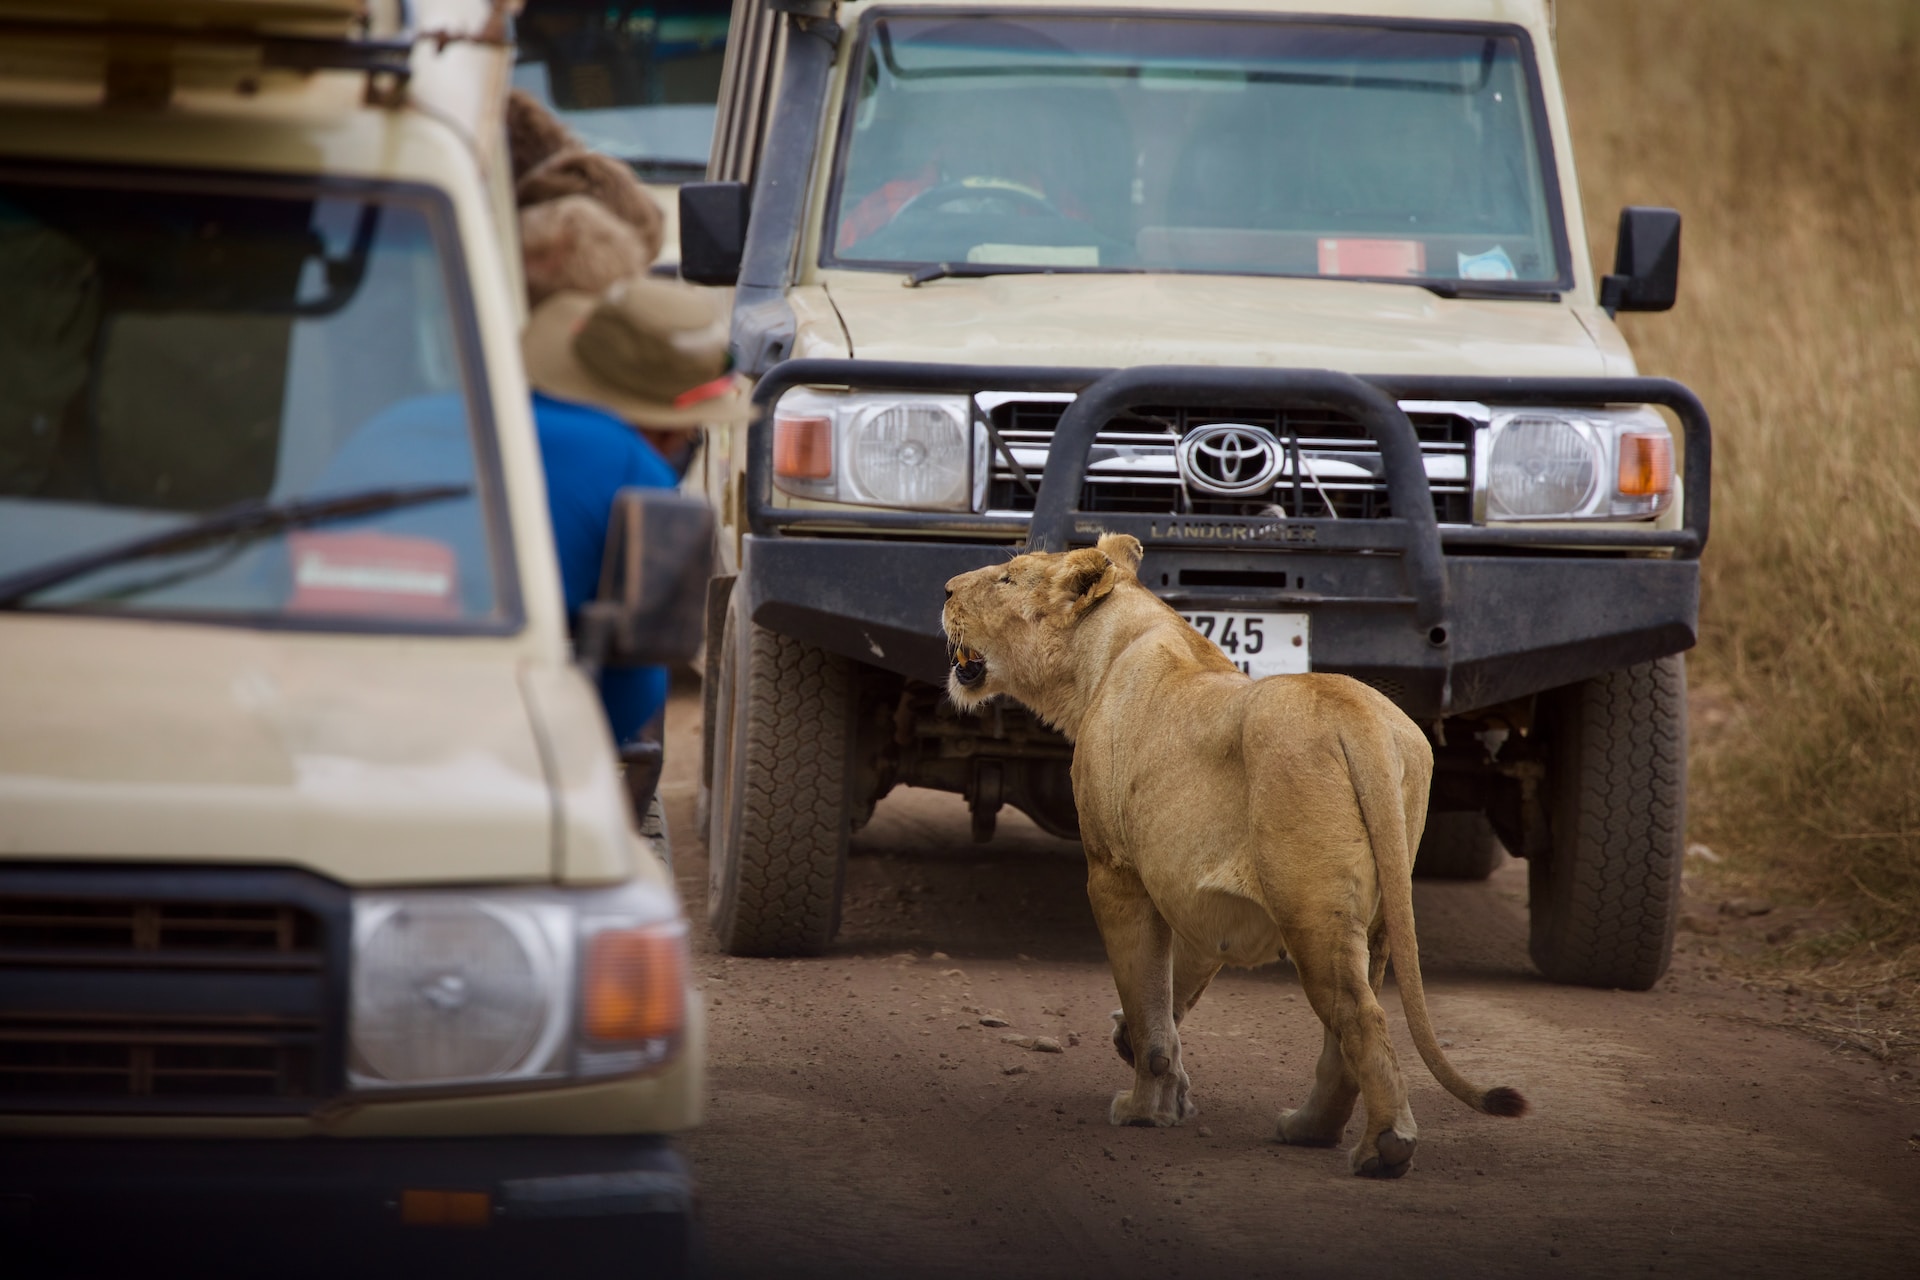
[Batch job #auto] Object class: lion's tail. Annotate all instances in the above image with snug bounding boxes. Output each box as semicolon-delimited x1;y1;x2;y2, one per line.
1342;724;1529;1120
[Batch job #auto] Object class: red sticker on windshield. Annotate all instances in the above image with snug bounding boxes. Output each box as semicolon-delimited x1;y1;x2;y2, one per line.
288;531;458;618
1317;238;1427;278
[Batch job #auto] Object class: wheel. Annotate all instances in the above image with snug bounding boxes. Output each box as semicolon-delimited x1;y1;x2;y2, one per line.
1413;811;1505;880
705;584;852;956
1529;656;1687;989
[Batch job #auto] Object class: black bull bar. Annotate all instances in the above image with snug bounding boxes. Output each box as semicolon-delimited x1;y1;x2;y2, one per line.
737;361;1710;717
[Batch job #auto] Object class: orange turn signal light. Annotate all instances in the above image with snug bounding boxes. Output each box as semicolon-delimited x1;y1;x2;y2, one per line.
399;1189;490;1228
774;414;834;480
1617;432;1674;497
583;924;687;1044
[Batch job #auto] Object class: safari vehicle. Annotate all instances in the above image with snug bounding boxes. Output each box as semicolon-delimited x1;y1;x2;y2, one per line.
682;0;1711;994
0;1;706;1273
513;0;736;269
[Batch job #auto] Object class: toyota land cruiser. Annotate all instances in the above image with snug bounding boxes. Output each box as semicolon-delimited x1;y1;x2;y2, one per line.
682;0;1708;993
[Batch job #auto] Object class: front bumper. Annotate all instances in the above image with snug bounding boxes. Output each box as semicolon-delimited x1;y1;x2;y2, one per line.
0;1135;695;1277
740;361;1709;719
744;535;1695;719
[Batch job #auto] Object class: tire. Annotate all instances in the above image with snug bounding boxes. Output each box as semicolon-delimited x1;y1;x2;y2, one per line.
705;585;852;956
1529;656;1687;990
1413;811;1505;880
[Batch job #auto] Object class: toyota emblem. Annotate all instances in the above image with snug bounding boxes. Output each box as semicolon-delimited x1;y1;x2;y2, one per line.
1176;423;1285;497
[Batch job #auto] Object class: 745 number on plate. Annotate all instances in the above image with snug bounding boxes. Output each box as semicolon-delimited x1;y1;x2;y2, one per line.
1179;611;1310;679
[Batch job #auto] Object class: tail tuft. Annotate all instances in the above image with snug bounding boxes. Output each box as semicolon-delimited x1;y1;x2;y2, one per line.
1481;1086;1529;1118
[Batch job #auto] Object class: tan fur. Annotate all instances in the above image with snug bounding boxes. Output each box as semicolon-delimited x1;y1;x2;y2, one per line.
517;149;665;266
942;534;1525;1178
520;196;654;307
506;89;580;183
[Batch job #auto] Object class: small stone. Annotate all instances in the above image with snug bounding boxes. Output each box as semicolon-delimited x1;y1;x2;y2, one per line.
943;968;966;978
1550;1247;1563;1258
1120;1215;1133;1230
930;952;950;961
1685;842;1722;863
1003;1064;1028;1076
1067;1031;1081;1047
1677;913;1721;936
1001;1033;1036;1049
1719;897;1774;918
1032;1036;1064;1054
1197;1126;1213;1138
1783;983;1802;997
980;1015;1010;1028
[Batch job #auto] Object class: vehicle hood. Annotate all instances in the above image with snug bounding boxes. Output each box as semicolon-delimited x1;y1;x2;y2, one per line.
0;616;559;886
819;271;1612;377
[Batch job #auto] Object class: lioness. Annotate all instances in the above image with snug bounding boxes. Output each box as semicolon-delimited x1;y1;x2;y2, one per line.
942;533;1525;1178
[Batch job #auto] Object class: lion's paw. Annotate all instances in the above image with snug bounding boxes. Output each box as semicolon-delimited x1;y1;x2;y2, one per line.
1275;1107;1345;1148
1109;1089;1187;1128
1350;1127;1417;1179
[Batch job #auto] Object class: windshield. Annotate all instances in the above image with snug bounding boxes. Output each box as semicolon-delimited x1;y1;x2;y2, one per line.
827;14;1567;287
514;0;732;182
0;169;511;627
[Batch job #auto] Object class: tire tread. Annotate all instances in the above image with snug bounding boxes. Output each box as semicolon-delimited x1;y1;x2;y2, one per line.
1530;657;1687;989
709;617;850;957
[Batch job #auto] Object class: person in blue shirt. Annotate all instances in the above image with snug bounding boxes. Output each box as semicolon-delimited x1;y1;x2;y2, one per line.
521;275;750;800
530;388;680;745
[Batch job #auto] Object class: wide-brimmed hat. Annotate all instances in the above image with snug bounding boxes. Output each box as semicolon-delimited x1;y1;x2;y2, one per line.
522;276;752;430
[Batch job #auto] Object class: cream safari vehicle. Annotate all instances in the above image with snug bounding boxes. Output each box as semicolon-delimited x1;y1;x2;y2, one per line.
0;1;706;1273
680;0;1711;992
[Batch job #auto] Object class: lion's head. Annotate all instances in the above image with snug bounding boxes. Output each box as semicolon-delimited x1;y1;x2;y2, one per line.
940;533;1150;731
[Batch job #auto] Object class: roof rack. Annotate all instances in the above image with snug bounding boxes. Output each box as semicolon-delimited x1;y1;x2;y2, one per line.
0;0;514;108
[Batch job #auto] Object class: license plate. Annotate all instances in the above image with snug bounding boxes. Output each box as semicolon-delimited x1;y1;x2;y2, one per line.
1178;611;1309;678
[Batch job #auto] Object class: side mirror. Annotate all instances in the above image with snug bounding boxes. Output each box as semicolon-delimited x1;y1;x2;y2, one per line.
1600;206;1681;317
577;489;714;672
678;182;750;286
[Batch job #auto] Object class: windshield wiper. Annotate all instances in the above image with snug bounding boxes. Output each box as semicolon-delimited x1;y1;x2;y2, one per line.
0;483;471;610
904;262;1107;288
1414;279;1562;301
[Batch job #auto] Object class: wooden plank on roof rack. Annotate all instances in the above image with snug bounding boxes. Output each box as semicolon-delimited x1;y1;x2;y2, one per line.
0;1;368;37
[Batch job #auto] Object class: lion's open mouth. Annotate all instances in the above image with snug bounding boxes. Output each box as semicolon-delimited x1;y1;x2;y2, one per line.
949;642;987;689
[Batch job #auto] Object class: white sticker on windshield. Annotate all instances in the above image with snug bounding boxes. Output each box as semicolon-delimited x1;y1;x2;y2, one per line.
1457;246;1518;280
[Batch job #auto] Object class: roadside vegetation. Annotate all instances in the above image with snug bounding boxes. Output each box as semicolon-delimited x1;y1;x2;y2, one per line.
1560;0;1920;1020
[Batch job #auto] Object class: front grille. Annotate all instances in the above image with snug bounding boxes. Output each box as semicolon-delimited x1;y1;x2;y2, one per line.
0;867;347;1115
985;400;1475;523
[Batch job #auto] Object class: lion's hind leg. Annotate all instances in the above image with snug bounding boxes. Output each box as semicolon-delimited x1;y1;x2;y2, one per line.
1276;917;1389;1149
1279;913;1418;1177
1088;858;1194;1127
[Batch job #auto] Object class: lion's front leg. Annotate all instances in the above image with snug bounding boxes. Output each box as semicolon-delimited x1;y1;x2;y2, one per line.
1088;858;1193;1127
1110;931;1221;1077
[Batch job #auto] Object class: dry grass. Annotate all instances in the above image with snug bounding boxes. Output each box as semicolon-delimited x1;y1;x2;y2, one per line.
1557;0;1920;988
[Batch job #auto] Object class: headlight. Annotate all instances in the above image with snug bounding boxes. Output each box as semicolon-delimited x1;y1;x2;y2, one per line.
1479;407;1675;522
349;881;686;1093
772;389;986;511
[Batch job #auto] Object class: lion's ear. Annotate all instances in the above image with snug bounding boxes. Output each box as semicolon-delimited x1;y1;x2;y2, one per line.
1096;532;1143;577
1056;546;1119;615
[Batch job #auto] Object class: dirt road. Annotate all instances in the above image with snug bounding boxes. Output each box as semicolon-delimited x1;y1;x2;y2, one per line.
658;687;1920;1279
